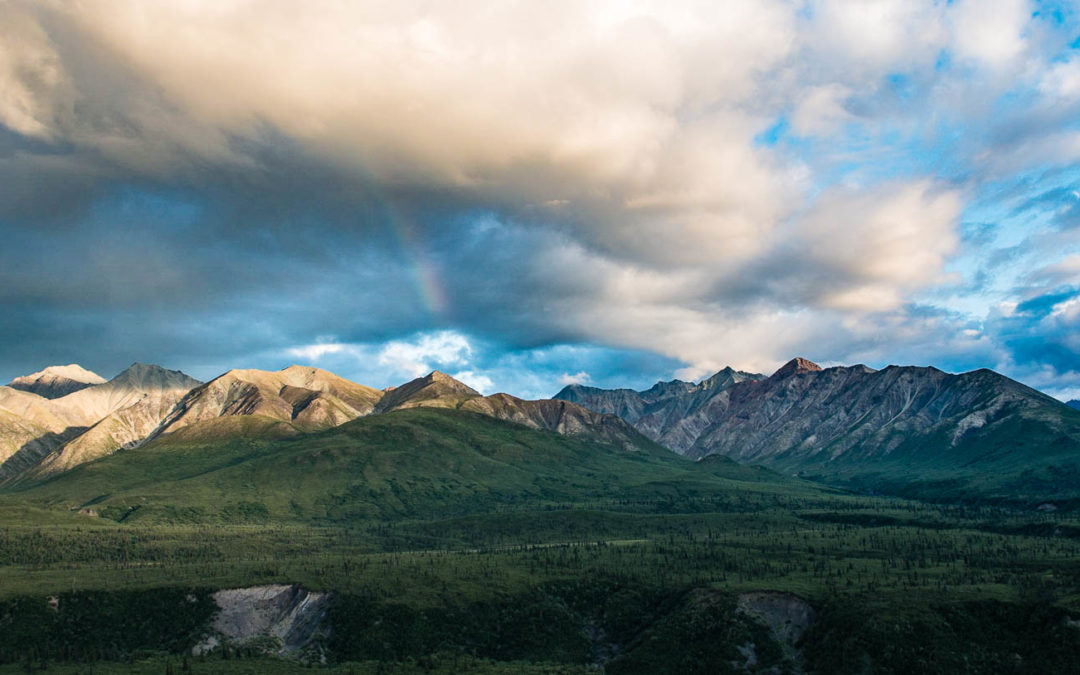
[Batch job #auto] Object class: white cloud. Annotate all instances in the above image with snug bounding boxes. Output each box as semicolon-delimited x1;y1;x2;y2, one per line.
376;331;472;378
797;181;964;311
951;0;1030;70
284;330;480;383
1028;254;1080;288
1039;57;1080;100
557;371;591;386
790;84;853;137
806;1;948;74
451;370;494;394
3;0;1077;398
286;342;349;362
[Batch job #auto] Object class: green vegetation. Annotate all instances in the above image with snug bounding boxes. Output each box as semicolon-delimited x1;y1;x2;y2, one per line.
7;409;818;524
0;409;1078;672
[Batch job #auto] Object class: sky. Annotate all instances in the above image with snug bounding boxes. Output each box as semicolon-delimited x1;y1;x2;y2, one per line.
2;0;1080;400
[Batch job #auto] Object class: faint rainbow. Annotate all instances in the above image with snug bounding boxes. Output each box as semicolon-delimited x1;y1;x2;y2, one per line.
381;200;448;318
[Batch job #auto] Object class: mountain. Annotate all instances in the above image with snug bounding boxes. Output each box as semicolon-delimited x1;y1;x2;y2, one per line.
0;386;80;469
0;363;654;484
7;407;807;524
30;364;203;476
374;370;481;413
557;358;1080;503
556;366;767;452
1069;399;1080;410
0;364;202;482
7;364;106;399
373;371;653;451
146;365;383;441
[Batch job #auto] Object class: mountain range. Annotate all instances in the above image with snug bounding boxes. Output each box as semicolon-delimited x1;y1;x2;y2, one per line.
3;357;1080;506
0;363;649;487
556;358;1080;503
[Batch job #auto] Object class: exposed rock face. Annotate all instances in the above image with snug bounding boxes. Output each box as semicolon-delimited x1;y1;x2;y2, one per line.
682;361;1079;471
461;393;653;451
1;362;664;483
555;366;766;452
8;364;106;399
557;358;1080;497
195;584;330;659
373;370;481;413
378;372;656;451
0;364;202;481
49;363;201;428
737;592;815;672
148;366;382;440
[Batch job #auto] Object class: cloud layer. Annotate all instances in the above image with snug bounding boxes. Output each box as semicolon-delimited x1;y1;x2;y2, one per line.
2;1;1079;398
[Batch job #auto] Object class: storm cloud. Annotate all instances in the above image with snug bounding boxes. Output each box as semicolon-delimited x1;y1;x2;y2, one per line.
2;1;1079;398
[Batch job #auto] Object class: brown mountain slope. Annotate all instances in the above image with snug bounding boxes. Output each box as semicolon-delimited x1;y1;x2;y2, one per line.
47;363;201;428
373;371;481;413
148;365;382;440
559;358;1080;502
7;364;106;399
378;372;654;452
0;364;202;481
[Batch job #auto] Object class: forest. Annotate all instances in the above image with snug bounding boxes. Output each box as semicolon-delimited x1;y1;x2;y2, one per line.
0;487;1078;673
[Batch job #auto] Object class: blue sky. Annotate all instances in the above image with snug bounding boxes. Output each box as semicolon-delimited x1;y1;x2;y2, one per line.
2;1;1080;400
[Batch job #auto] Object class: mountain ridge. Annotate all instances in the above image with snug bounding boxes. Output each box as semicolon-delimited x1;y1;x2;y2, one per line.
1;362;660;483
6;357;1080;504
555;358;1080;502
7;364;106;399
0;363;203;482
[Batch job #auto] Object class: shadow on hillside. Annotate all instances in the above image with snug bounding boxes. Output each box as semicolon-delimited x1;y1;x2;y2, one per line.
0;426;88;486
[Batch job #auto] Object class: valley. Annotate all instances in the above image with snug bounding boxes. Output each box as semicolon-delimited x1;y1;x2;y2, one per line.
0;362;1079;672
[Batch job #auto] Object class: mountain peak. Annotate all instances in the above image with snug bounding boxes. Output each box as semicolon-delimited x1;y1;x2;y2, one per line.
373;371;480;414
109;363;201;390
772;357;822;379
8;364;107;399
425;370;458;383
700;366;768;390
37;364;106;383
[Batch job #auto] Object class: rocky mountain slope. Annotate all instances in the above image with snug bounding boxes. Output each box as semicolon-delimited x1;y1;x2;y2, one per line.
1069;399;1080;410
377;371;654;451
557;358;1080;502
14;407;793;524
0;363;658;483
0;388;80;471
556;366;766;452
7;364;106;399
0;364;202;481
146;365;383;441
374;370;481;413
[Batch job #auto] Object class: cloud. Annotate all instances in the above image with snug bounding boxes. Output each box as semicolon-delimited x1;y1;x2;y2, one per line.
792;181;964;311
375;331;473;379
987;286;1080;396
790;84;854;137
951;0;1030;70
451;371;495;394
0;0;1079;401
1029;255;1080;288
275;331;682;400
557;371;591;386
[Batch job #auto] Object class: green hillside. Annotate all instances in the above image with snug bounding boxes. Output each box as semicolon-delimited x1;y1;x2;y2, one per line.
6;408;817;525
3;408;1080;673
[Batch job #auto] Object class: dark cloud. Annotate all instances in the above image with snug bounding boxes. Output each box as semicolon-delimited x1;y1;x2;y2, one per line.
3;0;1080;400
